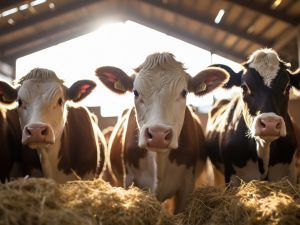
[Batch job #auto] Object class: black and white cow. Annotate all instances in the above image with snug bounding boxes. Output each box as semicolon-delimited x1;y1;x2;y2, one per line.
206;48;300;185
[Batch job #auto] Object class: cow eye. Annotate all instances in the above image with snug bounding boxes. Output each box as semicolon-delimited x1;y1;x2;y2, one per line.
133;90;139;98
241;83;251;95
57;97;63;106
17;98;22;107
284;84;291;95
181;89;187;98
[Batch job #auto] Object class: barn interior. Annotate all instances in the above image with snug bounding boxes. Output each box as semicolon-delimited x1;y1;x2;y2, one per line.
0;0;300;128
1;1;300;224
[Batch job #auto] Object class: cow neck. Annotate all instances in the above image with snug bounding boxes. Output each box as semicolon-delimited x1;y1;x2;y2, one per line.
37;140;62;181
154;150;170;182
58;106;99;179
255;139;270;179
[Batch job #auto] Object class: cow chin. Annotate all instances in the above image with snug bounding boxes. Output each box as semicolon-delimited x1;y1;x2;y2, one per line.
146;147;171;153
27;142;54;149
23;139;55;149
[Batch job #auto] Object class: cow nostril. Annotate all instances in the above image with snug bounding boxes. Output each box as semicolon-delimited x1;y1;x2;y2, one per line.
41;128;48;136
276;122;281;129
26;127;31;135
145;128;153;139
165;130;172;141
259;119;266;128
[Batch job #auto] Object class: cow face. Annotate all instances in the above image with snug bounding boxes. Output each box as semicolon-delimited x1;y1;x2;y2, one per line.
212;48;300;142
96;52;228;151
0;68;96;150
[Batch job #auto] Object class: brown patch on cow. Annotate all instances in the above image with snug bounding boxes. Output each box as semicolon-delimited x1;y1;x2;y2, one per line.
169;106;206;167
107;112;128;186
58;106;105;177
108;108;147;186
124;108;147;168
0;108;41;181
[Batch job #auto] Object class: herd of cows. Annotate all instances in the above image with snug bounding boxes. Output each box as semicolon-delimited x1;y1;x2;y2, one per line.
0;48;299;213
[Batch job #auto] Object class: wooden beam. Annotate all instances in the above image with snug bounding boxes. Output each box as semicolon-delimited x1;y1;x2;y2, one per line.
273;26;299;51
0;0;25;10
0;0;102;36
224;0;299;26
0;60;14;79
139;0;270;47
125;8;246;63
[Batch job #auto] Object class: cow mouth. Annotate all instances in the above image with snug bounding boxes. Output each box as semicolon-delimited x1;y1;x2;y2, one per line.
145;147;171;153
22;138;55;146
253;132;281;142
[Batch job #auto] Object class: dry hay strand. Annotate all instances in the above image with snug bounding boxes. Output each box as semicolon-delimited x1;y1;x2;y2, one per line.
0;178;174;225
176;179;300;225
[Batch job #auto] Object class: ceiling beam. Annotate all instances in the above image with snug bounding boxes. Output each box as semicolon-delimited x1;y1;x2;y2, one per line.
125;8;246;63
0;0;102;37
273;25;299;51
1;9;123;62
139;0;270;47
0;0;25;10
224;0;299;26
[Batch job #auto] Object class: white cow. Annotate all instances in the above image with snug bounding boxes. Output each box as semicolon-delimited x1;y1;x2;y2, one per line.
96;52;229;212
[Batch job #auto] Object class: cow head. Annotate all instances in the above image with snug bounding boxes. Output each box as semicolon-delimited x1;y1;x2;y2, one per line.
0;68;96;150
96;52;228;151
212;48;300;142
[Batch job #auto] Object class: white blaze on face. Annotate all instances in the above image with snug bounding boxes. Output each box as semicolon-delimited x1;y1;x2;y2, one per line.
133;53;189;150
18;77;67;149
248;48;280;87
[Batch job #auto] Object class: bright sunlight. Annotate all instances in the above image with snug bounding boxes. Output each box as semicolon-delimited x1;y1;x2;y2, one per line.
16;20;241;116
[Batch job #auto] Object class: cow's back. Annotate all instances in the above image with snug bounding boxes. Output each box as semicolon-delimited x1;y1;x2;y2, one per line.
206;97;243;166
108;108;146;186
58;106;106;178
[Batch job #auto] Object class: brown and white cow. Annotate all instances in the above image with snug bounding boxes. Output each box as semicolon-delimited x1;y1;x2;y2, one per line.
96;52;229;213
0;106;21;182
0;83;41;182
206;48;300;185
0;68;106;183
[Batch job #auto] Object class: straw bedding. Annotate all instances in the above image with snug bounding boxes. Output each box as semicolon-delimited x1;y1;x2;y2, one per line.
1;178;300;225
0;178;174;225
175;179;300;225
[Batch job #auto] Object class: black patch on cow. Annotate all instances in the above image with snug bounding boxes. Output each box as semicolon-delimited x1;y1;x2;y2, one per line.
257;158;265;175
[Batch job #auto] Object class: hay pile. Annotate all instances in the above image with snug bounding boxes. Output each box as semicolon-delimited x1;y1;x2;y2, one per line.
0;178;173;225
176;179;300;225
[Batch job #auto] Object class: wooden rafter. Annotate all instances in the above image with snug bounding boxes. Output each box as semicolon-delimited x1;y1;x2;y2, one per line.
0;0;25;10
139;0;270;47
0;0;102;37
224;0;299;26
1;8;122;61
125;8;246;63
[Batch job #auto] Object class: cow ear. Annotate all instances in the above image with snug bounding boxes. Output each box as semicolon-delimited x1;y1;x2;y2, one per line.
67;80;96;102
209;64;243;89
189;67;229;96
95;66;133;94
0;81;18;104
289;68;300;90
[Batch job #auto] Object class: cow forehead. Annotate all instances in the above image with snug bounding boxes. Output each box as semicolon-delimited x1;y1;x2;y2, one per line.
19;80;64;101
247;48;280;87
135;69;187;93
134;52;189;93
